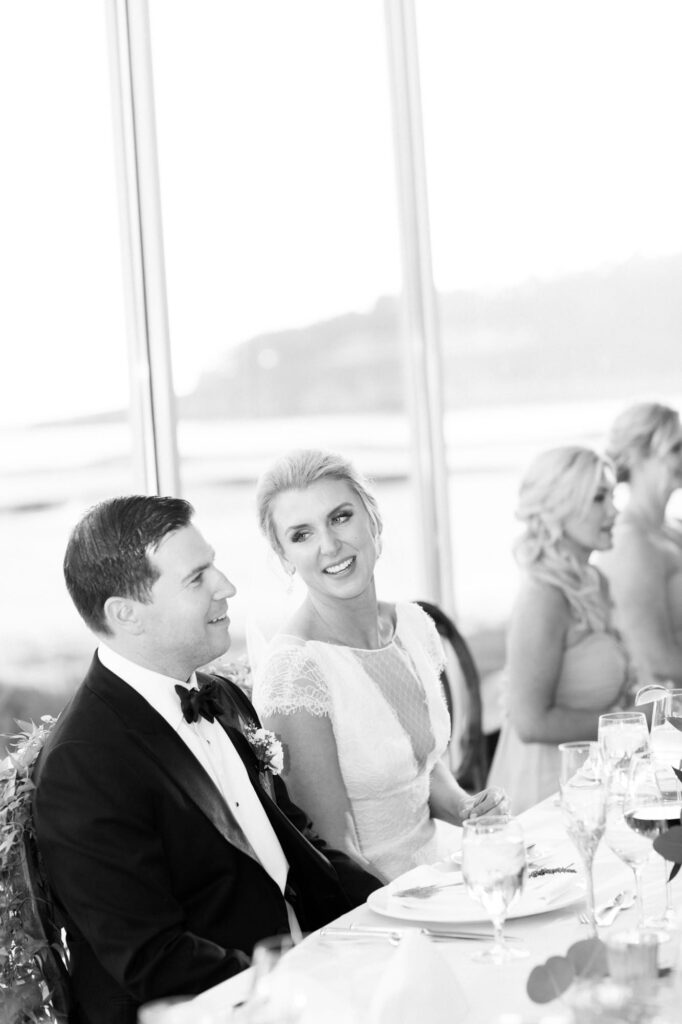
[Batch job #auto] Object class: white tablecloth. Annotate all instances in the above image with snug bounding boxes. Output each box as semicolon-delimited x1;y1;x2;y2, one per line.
146;796;682;1023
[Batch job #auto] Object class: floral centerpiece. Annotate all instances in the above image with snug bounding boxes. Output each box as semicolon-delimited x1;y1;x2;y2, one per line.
0;716;62;1023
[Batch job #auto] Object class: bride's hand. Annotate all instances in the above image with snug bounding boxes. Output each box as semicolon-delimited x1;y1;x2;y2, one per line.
462;786;509;822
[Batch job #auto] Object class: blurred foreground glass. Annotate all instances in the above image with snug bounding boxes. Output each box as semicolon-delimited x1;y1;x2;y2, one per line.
558;742;606;936
233;934;306;1024
461;815;528;963
598;712;649;794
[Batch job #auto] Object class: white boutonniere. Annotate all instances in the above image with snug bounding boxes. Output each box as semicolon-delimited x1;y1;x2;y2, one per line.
244;726;284;776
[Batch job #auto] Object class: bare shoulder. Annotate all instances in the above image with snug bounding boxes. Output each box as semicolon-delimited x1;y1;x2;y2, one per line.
514;576;571;624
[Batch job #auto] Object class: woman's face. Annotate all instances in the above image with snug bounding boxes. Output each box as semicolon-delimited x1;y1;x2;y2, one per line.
271;478;378;600
562;468;617;560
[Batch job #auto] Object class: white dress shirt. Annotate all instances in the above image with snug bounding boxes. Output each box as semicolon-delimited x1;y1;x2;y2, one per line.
97;644;291;900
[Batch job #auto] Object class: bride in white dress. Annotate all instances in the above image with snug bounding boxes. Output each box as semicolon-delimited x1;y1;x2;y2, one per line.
252;449;506;882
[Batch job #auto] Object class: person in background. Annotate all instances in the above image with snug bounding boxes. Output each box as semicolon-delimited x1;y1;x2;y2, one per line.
33;496;380;1024
252;448;506;883
598;401;682;686
487;446;632;813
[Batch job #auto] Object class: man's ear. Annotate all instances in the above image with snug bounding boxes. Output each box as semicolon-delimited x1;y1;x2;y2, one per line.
103;596;144;636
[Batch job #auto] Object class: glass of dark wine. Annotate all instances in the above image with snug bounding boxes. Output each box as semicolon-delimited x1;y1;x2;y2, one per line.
624;752;682;931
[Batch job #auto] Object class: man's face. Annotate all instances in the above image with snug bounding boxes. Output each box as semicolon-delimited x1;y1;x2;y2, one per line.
135;524;236;680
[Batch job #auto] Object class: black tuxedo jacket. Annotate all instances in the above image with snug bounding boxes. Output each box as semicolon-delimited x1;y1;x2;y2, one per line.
33;654;380;1024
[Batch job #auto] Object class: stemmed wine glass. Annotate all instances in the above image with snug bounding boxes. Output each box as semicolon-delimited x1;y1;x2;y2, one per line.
604;785;652;927
625;751;682;933
558;741;607;937
649;688;682;780
598;711;649;795
461;815;529;963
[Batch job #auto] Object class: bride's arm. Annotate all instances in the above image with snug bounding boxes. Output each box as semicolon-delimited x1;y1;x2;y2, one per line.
429;762;507;825
262;708;375;873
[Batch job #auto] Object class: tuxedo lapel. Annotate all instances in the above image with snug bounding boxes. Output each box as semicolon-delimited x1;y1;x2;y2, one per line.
85;657;261;867
218;717;337;881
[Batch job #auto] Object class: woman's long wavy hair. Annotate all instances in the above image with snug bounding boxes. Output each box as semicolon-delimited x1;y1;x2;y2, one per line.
514;446;611;630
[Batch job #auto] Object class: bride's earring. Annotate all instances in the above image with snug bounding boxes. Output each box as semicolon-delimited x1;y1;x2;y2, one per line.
284;564;296;594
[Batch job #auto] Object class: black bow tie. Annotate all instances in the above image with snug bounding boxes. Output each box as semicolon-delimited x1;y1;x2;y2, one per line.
175;680;222;724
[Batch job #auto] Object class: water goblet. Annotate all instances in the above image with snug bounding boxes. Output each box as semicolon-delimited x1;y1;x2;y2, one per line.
460;815;529;963
558;741;607;936
598;711;649;794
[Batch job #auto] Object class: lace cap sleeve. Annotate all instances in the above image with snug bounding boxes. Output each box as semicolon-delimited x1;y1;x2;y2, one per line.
254;643;331;718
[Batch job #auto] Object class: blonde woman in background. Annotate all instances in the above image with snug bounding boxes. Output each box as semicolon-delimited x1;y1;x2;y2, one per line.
487;446;632;813
599;402;682;686
252;449;506;882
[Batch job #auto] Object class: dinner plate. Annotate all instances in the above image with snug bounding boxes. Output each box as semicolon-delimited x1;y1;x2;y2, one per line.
367;873;583;924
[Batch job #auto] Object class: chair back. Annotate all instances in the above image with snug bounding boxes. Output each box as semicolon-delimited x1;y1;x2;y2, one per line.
416;600;489;793
20;829;72;1022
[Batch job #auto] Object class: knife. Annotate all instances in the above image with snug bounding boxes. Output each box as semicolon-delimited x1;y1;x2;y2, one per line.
318;924;521;943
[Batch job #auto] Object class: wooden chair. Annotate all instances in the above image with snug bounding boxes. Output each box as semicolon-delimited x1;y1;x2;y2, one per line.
416;600;489;793
20;829;72;1022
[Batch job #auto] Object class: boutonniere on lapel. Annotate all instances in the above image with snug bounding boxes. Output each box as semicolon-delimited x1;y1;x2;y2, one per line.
244;725;284;778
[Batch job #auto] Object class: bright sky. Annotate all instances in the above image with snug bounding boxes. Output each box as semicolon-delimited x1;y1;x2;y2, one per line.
2;0;682;427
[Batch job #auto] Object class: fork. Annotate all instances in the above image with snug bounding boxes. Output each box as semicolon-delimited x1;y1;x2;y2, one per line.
578;889;632;926
392;879;464;899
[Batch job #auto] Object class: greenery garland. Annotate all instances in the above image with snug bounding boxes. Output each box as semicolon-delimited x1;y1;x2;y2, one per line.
0;716;60;1023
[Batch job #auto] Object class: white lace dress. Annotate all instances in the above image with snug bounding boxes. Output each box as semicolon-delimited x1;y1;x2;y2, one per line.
253;602;462;881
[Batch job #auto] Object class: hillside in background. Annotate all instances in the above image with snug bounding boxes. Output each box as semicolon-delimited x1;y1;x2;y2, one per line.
182;253;682;418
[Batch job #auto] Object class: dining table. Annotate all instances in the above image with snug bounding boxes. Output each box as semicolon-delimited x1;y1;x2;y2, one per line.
141;794;682;1023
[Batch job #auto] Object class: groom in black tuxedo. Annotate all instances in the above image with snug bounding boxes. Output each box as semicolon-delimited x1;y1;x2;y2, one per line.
33;496;380;1024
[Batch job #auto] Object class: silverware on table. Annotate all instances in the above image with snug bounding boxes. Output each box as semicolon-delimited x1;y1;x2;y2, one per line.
578;888;634;927
392;880;464;899
318;924;522;943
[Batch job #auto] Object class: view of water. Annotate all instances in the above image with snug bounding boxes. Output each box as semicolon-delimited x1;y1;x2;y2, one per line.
2;396;682;701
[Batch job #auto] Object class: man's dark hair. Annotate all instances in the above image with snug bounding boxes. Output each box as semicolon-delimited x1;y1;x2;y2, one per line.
63;495;194;635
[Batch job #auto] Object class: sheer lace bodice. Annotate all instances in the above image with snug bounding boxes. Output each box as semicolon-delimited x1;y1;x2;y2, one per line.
253;602;458;880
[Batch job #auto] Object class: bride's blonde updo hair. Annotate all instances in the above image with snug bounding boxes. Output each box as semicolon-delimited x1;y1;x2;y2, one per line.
256;448;382;557
606;402;680;483
515;446;611;629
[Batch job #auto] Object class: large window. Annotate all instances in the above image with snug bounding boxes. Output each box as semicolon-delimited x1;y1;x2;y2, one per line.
0;2;132;747
417;1;682;659
150;0;415;658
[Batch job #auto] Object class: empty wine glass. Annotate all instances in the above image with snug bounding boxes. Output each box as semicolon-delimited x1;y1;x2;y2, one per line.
559;741;606;936
604;790;652;927
598;711;649;795
461;815;528;963
649;688;682;779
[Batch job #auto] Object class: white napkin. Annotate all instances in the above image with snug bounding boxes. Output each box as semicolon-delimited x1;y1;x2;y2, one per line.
368;931;468;1024
525;872;577;907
